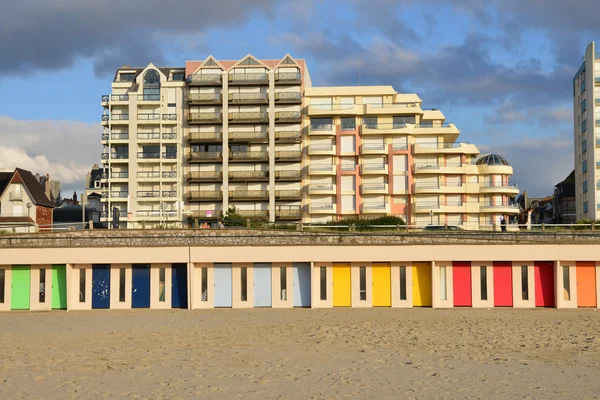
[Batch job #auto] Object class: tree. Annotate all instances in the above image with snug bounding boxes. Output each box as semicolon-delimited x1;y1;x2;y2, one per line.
54;189;63;207
222;205;244;227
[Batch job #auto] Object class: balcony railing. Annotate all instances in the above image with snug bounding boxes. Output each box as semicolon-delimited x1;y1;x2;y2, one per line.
188;152;223;161
367;102;418;108
104;94;129;102
228;112;269;122
361;123;407;130
276;207;302;219
228;131;268;142
481;203;519;210
162;114;177;121
162;171;177;179
188;93;222;103
275;170;302;180
416;202;440;210
110;172;129;179
110;191;129;198
102;153;128;160
188;171;223;181
229;151;269;161
189;210;223;219
309;165;334;173
310;124;334;131
310;104;354;111
309;184;334;193
100;210;129;218
137;152;160;159
137;94;160;101
162;152;177;159
275;131;301;142
275;190;302;199
9;192;23;201
137;191;160;198
101;133;109;141
136;210;177;218
187;74;222;85
275;111;301;121
111;133;129;140
309;144;334;152
362;163;386;171
228;73;269;84
187;112;222;123
275;150;302;159
363;143;386;151
237;210;269;219
480;183;519;189
187;191;223;200
138;133;160;140
309;204;335;212
138;113;160;121
275;92;302;102
229;190;269;200
413;163;440;170
275;72;301;82
362;183;386;191
229;171;268;180
188;132;222;142
392;143;408;150
137;171;160;178
110;114;129;121
362;202;387;210
341;164;356;171
162;191;177;198
162;132;177;140
228;92;268;103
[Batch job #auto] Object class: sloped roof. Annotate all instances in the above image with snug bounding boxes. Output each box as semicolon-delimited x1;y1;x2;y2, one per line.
13;168;55;207
0;172;12;197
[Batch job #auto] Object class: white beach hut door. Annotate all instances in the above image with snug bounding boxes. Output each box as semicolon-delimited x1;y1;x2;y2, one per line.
213;263;232;308
292;263;311;307
253;263;272;307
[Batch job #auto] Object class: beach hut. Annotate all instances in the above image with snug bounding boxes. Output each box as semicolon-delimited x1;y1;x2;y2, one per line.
412;262;432;307
11;265;30;310
372;263;391;307
253;263;272;307
452;261;472;307
534;261;554;307
92;264;111;309
332;263;351;307
576;262;597;307
214;263;232;308
131;264;150;308
171;263;188;309
493;262;513;307
292;262;311;307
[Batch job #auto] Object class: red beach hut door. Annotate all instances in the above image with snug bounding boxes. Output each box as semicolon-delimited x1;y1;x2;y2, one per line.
493;262;513;307
534;262;555;307
452;262;472;306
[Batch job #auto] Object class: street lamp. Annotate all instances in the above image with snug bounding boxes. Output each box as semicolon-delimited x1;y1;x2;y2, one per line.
26;202;32;233
429;209;433;225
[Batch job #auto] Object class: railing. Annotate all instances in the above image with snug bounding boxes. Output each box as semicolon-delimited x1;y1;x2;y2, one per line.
162;191;177;198
111;114;129;121
162;114;177;121
188;171;223;180
229;171;268;180
228;92;268;102
362;163;386;171
100;210;129;218
416;202;440;209
415;123;454;128
275;111;301;120
362;183;386;191
275;92;301;101
162;171;177;178
229;112;268;121
392;143;408;150
480;183;519;189
111;133;129;140
275;131;301;141
137;94;160;101
415;142;469;149
187;191;223;200
341;164;356;171
189;210;223;219
414;183;441;189
275;170;301;179
229;151;268;160
101;134;109;141
228;73;268;83
9;192;23;201
136;210;178;218
162;152;177;159
111;172;129;179
275;190;301;198
237;210;269;218
188;152;223;161
309;165;334;173
275;72;301;81
361;123;407;130
362;202;387;210
188;93;222;102
110;191;129;198
309;184;334;193
367;102;418;108
138;113;160;120
188;132;222;141
110;153;129;160
229;190;269;199
481;203;520;209
309;204;334;211
162;132;177;140
341;124;356;131
275;151;302;159
187;112;222;122
101;153;109;160
137;152;160;159
310;124;333;131
110;94;129;101
363;143;386;150
101;95;109;102
229;131;268;141
137;191;160;198
276;207;302;218
187;74;222;84
309;144;334;152
310;104;354;110
137;171;160;178
414;163;440;170
138;133;160;140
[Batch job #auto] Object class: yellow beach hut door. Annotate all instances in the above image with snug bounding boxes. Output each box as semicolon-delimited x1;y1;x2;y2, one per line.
412;263;432;307
372;263;391;306
333;263;351;307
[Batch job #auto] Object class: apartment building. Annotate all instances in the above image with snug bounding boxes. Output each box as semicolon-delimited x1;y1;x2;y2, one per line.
100;55;518;229
573;42;599;221
304;86;519;228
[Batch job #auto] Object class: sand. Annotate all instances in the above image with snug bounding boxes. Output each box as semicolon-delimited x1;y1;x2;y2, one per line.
1;308;599;399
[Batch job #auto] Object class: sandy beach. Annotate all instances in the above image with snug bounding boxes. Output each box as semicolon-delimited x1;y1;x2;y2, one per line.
1;308;599;399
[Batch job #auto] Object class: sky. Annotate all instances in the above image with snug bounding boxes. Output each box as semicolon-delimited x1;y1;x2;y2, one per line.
0;0;594;197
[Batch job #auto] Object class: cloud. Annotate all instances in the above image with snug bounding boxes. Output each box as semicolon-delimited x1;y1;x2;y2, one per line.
0;116;98;189
486;103;573;126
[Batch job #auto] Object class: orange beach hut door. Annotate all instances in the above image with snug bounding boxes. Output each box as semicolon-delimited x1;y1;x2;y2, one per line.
412;263;432;307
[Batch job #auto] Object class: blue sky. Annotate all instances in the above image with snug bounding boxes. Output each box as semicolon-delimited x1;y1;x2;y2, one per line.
0;0;593;196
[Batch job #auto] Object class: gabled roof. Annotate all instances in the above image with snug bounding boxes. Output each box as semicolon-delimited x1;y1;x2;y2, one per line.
0;172;12;197
0;168;55;208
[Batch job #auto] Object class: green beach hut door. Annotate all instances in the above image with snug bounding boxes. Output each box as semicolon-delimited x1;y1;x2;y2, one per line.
11;266;31;310
51;265;67;309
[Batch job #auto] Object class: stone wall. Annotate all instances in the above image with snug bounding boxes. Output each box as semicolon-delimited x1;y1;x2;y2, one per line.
35;205;53;232
0;228;598;248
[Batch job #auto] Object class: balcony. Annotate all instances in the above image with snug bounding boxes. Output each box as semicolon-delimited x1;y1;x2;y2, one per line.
308;124;335;136
308;203;335;214
413;163;441;173
102;115;108;126
414;201;441;211
137;191;161;198
110;133;129;141
228;73;269;85
480;203;520;213
308;104;359;116
136;210;177;220
276;207;302;220
275;72;301;84
275;150;302;161
361;183;388;194
361;123;408;135
229;151;269;162
162;152;178;161
109;191;129;200
162;171;178;179
137;94;160;102
187;74;222;86
188;132;222;143
308;165;335;175
228;112;268;124
189;210;223;220
361;202;389;214
162;191;177;198
187;191;223;201
102;152;129;162
229;190;269;200
412;183;466;194
275;170;302;181
137;152;160;160
110;171;129;180
361;143;388;155
238;210;269;220
413;123;461;141
162;114;177;123
101;95;109;106
188;93;222;105
275;131;301;143
275;92;302;104
228;131;268;143
275;111;301;123
101;133;109;143
162;132;177;141
187;112;222;124
138;113;161;122
137;132;160;142
360;163;388;175
229;171;268;181
228;92;268;104
479;183;520;195
275;190;302;200
110;94;129;102
137;171;160;180
309;184;335;195
99;210;128;219
413;142;478;155
364;102;420;115
9;191;23;201
188;152;223;162
188;171;223;182
309;144;335;156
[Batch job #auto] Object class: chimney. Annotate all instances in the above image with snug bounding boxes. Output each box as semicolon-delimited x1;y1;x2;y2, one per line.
73;191;77;203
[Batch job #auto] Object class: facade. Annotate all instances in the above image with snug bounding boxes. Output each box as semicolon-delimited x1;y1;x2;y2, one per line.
101;54;518;229
0;233;598;311
554;170;576;224
0;168;55;232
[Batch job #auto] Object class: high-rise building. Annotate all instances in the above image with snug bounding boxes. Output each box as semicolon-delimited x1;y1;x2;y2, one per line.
574;42;597;221
100;54;518;229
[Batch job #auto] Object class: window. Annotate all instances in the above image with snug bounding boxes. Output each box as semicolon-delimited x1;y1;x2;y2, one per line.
394;116;415;128
583;160;588;173
142;87;160;100
0;269;4;303
310;118;333;130
79;269;86;302
582;99;587;113
39;268;46;303
359;266;367;301
201;268;208;301
439;266;447;301
144;70;160;85
581;79;586;93
320;266;327;300
241;267;247;301
172;72;185;81
280;267;287;301
399;266;407;300
583;140;587;153
563;266;571;301
584;201;589;213
119;268;126;302
119;73;135;82
480;266;488;301
341;117;356;130
584;180;588;193
159;268;166;302
582;119;587;133
521;266;529;301
165;144;177;158
363;116;378;129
